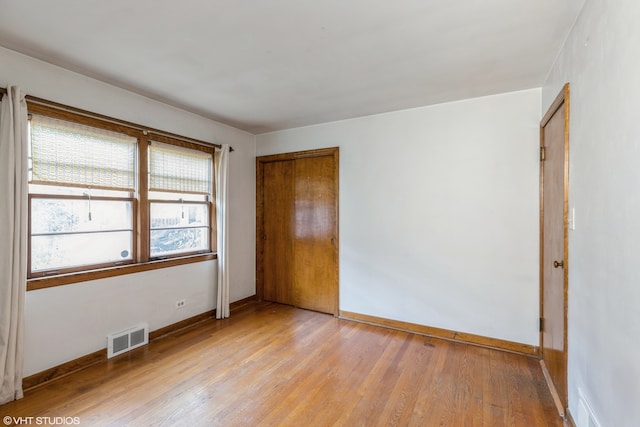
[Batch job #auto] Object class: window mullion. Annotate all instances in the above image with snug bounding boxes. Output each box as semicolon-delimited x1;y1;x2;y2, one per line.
138;134;150;263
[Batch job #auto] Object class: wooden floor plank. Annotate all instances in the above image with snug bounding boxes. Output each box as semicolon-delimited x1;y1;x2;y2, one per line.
0;302;563;426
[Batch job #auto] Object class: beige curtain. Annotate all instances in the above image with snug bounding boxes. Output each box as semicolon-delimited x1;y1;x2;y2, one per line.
0;86;28;404
215;144;230;319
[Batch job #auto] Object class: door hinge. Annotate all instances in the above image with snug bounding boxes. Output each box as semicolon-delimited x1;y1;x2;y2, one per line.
539;317;544;332
540;146;546;162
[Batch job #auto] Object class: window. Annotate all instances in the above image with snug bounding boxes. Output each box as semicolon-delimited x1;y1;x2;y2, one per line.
28;113;138;276
148;140;213;258
27;103;216;283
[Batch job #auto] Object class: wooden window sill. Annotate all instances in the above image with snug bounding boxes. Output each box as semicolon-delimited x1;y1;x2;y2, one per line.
27;253;217;291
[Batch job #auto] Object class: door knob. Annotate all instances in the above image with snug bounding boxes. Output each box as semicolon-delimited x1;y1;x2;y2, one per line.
553;260;564;269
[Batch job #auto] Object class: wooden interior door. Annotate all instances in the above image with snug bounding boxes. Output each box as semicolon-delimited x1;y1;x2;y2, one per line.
257;148;339;315
261;159;295;305
293;155;338;314
540;84;570;415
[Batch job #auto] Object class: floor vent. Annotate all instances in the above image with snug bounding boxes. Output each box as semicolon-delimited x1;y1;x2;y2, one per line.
107;323;149;358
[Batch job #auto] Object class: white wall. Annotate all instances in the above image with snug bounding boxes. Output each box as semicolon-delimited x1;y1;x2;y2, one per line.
0;46;256;376
543;0;640;425
24;263;216;375
257;89;541;345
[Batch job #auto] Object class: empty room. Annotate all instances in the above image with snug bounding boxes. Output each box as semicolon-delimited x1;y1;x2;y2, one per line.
1;1;639;426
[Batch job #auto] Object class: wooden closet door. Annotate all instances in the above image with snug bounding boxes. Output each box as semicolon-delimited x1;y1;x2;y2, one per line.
261;159;295;305
293;154;338;314
257;148;339;315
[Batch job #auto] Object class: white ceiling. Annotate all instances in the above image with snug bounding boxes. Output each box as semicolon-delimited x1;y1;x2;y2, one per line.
0;0;584;134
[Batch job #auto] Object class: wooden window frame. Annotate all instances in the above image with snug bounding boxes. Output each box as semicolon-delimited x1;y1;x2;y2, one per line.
26;103;217;291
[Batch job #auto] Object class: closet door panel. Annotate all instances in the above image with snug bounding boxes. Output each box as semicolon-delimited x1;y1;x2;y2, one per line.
261;159;295;305
293;154;338;315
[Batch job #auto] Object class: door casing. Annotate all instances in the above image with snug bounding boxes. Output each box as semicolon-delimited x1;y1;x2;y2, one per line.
539;83;570;417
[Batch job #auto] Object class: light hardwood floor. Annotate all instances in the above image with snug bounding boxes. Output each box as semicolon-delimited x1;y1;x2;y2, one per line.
0;302;563;426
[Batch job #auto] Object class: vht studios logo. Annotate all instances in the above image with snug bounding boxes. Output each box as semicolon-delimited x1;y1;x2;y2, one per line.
3;416;81;425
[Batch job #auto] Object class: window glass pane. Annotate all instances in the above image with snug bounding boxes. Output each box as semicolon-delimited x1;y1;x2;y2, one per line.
31;198;133;234
149;141;212;194
150;228;208;257
30;114;137;190
31;231;133;272
150;203;209;257
150;203;208;230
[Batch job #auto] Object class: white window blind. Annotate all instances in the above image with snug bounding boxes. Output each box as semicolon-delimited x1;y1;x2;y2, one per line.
149;141;212;194
30;114;137;190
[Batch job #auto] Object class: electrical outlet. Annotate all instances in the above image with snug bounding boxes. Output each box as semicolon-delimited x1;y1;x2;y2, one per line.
176;299;186;309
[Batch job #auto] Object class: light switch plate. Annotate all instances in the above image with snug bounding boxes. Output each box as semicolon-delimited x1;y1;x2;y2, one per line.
569;207;576;230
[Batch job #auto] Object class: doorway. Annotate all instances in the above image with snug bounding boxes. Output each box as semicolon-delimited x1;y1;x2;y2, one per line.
256;147;339;315
539;84;570;416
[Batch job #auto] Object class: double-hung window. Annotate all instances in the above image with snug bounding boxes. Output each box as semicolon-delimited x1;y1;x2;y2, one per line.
26;103;217;284
28;113;138;276
148;139;213;259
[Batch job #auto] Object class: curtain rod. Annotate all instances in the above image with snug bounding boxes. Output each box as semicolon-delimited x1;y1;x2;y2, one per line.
0;86;233;152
